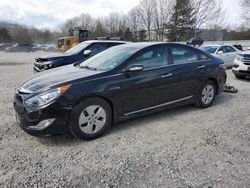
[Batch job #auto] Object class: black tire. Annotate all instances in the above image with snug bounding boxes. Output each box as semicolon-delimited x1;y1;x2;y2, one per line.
234;73;245;79
69;97;112;140
196;80;216;108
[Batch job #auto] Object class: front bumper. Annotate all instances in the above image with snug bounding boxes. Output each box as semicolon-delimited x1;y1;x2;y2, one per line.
13;94;70;137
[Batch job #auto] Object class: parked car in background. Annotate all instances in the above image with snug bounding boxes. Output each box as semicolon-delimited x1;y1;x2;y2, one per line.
40;44;57;52
200;45;240;68
232;50;250;79
5;44;37;52
14;43;227;140
33;40;129;73
0;43;13;51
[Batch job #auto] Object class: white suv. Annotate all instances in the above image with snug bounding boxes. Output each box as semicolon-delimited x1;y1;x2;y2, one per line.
232;51;250;79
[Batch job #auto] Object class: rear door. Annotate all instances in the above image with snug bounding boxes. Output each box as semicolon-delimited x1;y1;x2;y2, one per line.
216;46;228;64
225;46;238;66
168;44;212;99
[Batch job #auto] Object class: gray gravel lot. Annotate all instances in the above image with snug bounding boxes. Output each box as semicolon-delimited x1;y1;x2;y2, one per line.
0;51;250;188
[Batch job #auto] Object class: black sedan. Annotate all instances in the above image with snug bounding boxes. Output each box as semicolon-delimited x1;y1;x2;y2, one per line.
14;43;227;140
33;40;128;73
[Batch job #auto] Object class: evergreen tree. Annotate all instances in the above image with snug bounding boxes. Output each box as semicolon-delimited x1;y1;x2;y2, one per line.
0;28;12;42
166;0;195;42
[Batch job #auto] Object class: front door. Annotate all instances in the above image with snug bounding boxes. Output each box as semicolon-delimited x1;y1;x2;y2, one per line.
120;45;176;115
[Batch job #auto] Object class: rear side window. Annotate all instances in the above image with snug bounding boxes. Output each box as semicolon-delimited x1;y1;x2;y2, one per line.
129;45;168;70
225;46;236;53
171;45;201;64
218;46;227;53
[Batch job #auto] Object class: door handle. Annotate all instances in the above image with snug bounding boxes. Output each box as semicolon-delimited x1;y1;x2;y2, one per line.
162;73;173;78
197;65;206;69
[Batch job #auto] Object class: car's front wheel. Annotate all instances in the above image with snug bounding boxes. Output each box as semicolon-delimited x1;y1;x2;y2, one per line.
69;97;112;140
196;81;216;108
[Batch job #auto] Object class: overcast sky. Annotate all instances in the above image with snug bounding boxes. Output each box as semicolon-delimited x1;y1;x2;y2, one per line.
0;0;241;30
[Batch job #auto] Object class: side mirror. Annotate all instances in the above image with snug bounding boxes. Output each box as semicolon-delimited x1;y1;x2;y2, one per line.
123;64;144;73
83;50;92;56
217;51;224;54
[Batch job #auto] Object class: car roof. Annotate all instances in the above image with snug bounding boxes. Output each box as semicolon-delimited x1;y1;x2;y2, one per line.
116;42;194;50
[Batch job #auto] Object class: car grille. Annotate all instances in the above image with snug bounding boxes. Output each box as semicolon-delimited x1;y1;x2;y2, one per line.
243;55;250;65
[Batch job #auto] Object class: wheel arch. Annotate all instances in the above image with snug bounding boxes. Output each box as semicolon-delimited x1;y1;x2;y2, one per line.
78;95;116;123
207;78;219;95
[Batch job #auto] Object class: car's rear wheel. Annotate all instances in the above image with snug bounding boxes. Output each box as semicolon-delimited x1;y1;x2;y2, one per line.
69;97;112;140
196;81;216;108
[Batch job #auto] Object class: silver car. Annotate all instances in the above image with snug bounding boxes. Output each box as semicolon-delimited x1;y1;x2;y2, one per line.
200;45;240;68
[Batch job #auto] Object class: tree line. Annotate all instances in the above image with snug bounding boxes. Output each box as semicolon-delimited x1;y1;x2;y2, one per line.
0;0;249;44
62;0;226;42
0;22;61;44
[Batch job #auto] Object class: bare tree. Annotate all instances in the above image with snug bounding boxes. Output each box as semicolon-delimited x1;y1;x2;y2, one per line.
192;0;217;38
103;12;127;37
127;6;142;41
77;13;95;30
207;1;226;41
153;0;173;41
240;0;250;23
139;0;157;40
62;13;94;35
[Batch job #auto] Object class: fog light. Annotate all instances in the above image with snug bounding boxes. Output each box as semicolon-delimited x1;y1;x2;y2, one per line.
28;118;55;130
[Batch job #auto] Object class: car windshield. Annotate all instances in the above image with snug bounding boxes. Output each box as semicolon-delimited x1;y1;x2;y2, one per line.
200;46;218;54
79;46;139;71
65;42;90;54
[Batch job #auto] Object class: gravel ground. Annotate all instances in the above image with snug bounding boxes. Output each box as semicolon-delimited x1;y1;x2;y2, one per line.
0;51;250;188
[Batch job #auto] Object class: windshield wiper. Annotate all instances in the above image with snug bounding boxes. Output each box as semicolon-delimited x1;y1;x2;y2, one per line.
80;65;98;71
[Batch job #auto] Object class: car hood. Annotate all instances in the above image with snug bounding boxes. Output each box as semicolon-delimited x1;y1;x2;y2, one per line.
36;53;74;61
20;65;102;93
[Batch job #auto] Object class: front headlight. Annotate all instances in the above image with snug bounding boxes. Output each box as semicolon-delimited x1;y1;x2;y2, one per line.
43;61;53;69
25;85;71;107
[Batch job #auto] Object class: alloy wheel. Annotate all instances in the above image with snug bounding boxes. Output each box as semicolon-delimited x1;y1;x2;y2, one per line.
78;105;107;134
201;85;215;105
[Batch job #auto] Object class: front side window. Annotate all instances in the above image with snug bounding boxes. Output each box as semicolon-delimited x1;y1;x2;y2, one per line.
171;45;200;64
129;45;168;70
218;46;227;53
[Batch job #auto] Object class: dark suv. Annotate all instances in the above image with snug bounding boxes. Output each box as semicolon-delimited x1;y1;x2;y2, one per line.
33;40;128;73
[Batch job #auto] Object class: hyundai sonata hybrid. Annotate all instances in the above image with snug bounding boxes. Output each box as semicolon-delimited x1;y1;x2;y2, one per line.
14;43;227;140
